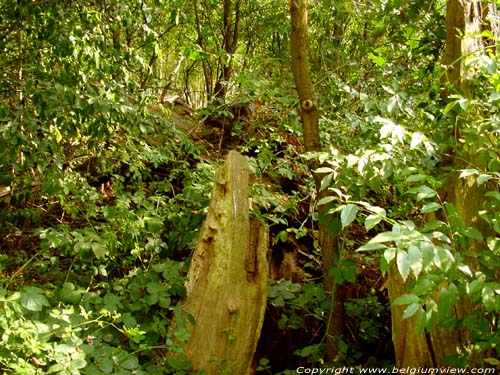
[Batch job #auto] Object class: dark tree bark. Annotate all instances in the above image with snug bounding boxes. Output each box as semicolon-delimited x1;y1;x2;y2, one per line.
214;0;241;99
289;0;343;361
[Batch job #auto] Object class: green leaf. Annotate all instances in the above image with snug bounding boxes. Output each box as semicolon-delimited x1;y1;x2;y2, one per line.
482;285;496;312
317;195;336;206
426;299;438;330
443;100;458;114
20;287;49;312
327;218;342;237
464;227;483;241
402;303;420;320
397;250;410;281
393;294;420;305
341;259;357;283
477;174;492;186
383;248;396;264
340;204;358;228
405;174;425;183
357;242;387;251
408;245;422;276
59;282;83;304
410;132;425;149
145;217;164;234
120;354;139;370
484;358;500;366
91;242;107;259
369;231;403;244
365;214;382;230
314;167;334;174
468;279;484;296
415;307;427;335
320;173;334;191
459;169;479;178
407;185;436;201
421;202;441;214
438;286;458;319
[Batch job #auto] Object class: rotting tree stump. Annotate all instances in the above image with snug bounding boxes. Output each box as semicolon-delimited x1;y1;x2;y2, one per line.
179;150;268;375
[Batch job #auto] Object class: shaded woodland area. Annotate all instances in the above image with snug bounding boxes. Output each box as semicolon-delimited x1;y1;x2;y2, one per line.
1;0;500;374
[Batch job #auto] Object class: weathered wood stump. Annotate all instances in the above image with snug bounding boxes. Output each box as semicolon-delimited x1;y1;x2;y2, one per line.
180;150;268;374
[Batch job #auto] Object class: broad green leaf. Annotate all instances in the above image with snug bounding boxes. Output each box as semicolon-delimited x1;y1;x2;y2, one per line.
421;202;441;214
368;52;386;67
92;242;107;259
365;214;382;230
20;286;49;312
423;220;446;231
59;282;83;304
415;307;427;336
320;173;334;191
402;303;420;320
484;358;500;366
314;167;334;174
425;299;438;329
412;277;434;296
317;196;336;206
341;204;358;228
410;132;424;149
397;250;410;281
393;294;420;305
408;245;422;276
464;227;483;241
468;279;484;296
407;185;436;201
366;205;386;216
477;174;492;186
459;169;479;178
383;248;396;264
438;285;458;319
369;231;404;244
482;285;496;312
120;354;139;370
357;242;387;251
405;174;425;183
443;100;458;114
327;218;342;237
342;259;357;283
457;263;473;277
145;217;164;234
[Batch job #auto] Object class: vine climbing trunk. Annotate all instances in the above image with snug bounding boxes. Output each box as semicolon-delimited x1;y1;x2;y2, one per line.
289;0;343;361
175;151;268;375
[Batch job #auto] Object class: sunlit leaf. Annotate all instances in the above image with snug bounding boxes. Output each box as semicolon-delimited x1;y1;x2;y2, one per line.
397;250;410;281
340;204;358;228
402;302;420;319
421;202;441;214
364;214;380;230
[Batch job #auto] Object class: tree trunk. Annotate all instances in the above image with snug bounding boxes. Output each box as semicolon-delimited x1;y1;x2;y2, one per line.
214;0;241;99
440;0;465;92
390;0;496;368
289;0;343;361
177;151;268;375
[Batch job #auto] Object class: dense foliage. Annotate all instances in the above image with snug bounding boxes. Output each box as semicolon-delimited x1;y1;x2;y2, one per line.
1;0;499;373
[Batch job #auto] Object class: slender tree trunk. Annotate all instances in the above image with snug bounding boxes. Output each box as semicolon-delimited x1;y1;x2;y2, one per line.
193;0;214;101
289;0;343;361
214;0;241;99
